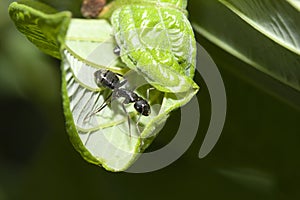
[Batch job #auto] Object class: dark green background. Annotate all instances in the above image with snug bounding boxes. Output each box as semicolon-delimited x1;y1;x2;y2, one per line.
1;0;300;199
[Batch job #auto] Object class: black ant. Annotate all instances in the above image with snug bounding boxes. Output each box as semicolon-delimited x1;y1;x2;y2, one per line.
84;68;151;137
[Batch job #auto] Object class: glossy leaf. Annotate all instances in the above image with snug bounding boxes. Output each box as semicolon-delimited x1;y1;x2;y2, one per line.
220;0;300;56
190;0;300;92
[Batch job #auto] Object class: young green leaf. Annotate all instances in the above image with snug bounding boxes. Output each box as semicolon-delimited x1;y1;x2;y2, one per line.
110;0;199;93
9;1;71;59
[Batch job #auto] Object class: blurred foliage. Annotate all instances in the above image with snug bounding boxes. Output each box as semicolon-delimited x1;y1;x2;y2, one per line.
1;0;300;200
190;0;300;110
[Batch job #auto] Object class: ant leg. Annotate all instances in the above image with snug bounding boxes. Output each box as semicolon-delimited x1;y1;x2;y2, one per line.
115;72;123;77
82;91;101;123
120;102;132;138
146;87;155;101
92;91;118;115
135;113;145;151
136;87;154;149
83;92;113;123
135;113;142;134
83;91;102;123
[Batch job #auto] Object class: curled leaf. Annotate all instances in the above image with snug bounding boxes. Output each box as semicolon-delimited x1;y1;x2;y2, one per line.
110;0;199;93
9;1;71;59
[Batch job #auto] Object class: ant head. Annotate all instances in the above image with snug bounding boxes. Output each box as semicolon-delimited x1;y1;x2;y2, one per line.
94;69;107;87
94;69;119;89
134;98;151;116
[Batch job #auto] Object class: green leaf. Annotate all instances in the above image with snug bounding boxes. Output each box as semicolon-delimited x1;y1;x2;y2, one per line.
110;0;199;93
286;0;300;11
190;0;300;92
9;1;72;59
62;19;198;171
220;0;300;56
